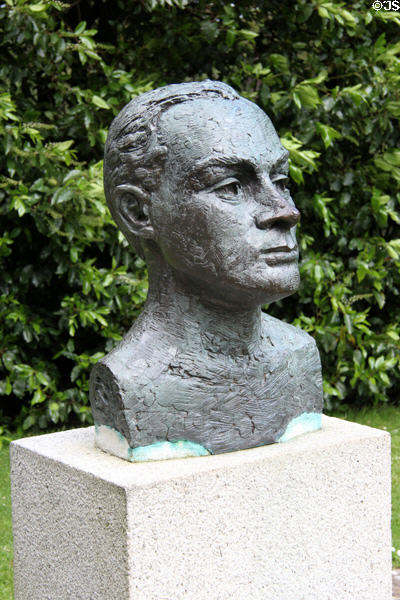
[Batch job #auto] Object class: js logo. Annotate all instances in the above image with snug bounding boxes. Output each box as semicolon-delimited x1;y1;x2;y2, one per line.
372;0;400;9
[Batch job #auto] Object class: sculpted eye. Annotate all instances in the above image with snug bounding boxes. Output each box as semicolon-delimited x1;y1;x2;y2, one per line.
211;178;242;201
271;174;290;193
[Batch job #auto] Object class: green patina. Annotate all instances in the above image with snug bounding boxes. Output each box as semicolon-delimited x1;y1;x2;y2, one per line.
128;439;210;461
95;424;210;461
278;412;322;443
96;415;321;462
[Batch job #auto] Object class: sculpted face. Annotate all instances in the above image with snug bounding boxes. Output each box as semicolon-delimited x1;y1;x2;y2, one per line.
149;97;300;307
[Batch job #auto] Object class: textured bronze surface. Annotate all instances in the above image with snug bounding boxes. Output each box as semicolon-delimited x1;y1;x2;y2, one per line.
90;81;323;455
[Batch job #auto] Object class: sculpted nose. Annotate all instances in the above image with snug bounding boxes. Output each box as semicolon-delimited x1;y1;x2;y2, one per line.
255;194;300;231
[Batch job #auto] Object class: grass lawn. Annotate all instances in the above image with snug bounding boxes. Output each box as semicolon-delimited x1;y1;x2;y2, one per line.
0;406;399;598
0;441;13;600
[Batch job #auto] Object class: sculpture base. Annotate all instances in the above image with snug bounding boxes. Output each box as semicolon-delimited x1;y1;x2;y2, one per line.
95;411;322;461
10;416;391;600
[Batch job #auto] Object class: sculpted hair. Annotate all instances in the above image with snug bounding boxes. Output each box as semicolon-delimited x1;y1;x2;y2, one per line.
103;80;240;255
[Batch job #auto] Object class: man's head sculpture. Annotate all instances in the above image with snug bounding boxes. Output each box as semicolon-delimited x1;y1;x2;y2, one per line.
90;81;323;462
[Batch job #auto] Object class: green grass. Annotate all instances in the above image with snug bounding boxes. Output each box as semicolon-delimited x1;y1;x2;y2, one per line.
0;441;13;600
0;407;399;599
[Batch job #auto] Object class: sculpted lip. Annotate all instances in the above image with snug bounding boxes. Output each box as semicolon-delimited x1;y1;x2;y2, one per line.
260;247;299;264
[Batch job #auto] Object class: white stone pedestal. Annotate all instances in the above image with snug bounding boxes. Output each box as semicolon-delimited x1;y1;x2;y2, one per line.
10;416;392;600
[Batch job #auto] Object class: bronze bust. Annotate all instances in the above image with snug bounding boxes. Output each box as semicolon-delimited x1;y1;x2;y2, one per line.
90;81;323;461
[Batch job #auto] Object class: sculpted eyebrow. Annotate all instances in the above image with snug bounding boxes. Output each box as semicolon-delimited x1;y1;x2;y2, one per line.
188;157;257;181
271;151;290;172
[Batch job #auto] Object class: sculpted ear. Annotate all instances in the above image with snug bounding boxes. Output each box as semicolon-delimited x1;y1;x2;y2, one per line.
114;184;154;240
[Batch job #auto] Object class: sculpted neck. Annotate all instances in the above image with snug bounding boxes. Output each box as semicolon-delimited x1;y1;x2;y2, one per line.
142;254;263;357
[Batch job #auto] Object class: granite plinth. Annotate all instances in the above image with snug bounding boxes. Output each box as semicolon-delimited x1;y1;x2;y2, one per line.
10;416;391;600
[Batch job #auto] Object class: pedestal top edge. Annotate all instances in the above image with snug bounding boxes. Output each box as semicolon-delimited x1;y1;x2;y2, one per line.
10;416;390;489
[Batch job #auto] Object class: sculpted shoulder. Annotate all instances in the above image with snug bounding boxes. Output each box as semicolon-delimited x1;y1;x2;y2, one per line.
89;318;177;435
261;312;317;351
96;321;178;387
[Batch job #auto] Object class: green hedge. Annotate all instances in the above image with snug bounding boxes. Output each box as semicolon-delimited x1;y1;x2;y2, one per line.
1;0;399;437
